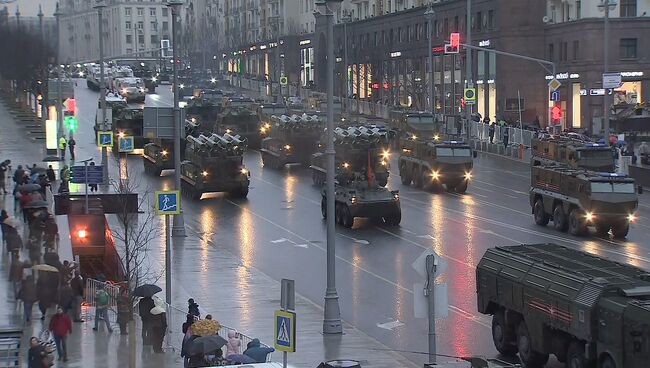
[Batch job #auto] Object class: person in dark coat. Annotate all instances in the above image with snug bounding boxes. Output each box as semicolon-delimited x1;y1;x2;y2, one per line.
137;296;155;345
149;306;167;353
37;272;59;320
0;209;8;244
27;336;47;368
116;289;132;335
69;272;84;322
187;298;200;318
27;236;41;265
242;338;275;363
488;123;495;144
5;225;22;254
9;251;24;299
20;276;38;322
58;281;74;314
46;165;56;183
503;127;510;149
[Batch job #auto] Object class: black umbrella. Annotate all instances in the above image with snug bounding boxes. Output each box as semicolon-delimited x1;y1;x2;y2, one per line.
17;184;41;192
133;284;162;297
23;200;49;209
187;335;228;355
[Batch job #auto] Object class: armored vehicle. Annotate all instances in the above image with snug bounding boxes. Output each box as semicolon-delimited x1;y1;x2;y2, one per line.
94;93;127;138
214;100;261;147
114;77;146;103
312;125;400;227
530;165;637;238
180;133;250;199
399;137;475;193
114;59;159;93
111;107;147;152
477;243;650;368
390;110;441;137
260;114;324;169
142;120;198;176
257;103;288;136
531;136;616;172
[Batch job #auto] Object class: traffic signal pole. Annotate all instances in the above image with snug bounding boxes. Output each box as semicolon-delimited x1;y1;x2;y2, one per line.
465;0;472;141
95;1;109;186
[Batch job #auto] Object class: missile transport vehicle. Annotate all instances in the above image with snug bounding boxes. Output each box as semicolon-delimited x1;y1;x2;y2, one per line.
531;136;616;172
530;165;637;238
214;98;261;147
260;114;325;169
477;243;650;368
311;125;400;227
180;133;250;199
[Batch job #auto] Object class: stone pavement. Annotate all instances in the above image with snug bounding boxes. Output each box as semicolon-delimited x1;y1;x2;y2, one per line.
0;94;417;367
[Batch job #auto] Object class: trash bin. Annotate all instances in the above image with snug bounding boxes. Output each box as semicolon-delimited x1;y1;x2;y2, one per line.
319;360;361;368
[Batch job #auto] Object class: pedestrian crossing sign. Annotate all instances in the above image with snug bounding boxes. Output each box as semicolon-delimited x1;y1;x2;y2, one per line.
155;190;181;215
118;136;135;153
97;131;113;147
274;310;296;352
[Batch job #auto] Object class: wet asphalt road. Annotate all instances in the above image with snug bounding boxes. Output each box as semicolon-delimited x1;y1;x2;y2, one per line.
70;81;650;366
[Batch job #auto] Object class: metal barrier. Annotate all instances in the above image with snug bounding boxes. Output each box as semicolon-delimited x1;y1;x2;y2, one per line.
83;278;123;308
470;121;537;148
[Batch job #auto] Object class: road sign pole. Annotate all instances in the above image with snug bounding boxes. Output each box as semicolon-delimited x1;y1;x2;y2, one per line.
426;254;437;364
84;161;89;214
165;214;171;305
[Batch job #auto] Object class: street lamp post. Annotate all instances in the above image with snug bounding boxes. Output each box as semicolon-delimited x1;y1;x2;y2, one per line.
94;0;109;185
598;0;617;136
465;0;472;140
53;6;64;161
316;0;343;335
425;6;435;115
168;0;186;237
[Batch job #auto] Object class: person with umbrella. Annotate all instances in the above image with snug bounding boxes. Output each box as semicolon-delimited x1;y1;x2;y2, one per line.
186;335;228;367
135;284;160;346
149;305;167;353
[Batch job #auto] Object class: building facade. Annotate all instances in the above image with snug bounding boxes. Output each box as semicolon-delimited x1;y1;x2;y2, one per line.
58;0;174;62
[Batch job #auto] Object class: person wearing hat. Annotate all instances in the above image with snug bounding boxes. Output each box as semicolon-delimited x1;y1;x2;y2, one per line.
149;305;167;353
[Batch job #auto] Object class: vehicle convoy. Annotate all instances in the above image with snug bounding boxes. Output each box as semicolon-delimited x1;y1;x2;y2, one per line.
86;63;111;91
477;243;650;368
214;97;261;147
530;165;638;238
114;59;159;93
257;102;288;135
94;93;127;138
111;106;148;152
180;133;250;199
114;77;146;103
531;136;616;172
399;136;475;193
311;125;400;227
142;120;200;176
260;114;324;169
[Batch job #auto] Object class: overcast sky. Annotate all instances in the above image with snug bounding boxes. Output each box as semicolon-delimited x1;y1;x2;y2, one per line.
2;0;56;17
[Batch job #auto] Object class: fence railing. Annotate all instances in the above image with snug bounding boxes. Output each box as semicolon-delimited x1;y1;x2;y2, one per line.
470;121;537;148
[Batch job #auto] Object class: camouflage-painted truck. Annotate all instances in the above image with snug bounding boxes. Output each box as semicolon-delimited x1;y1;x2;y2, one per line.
311;125;400;227
477;243;650;368
531;136;616;172
214;97;261;147
260;114;325;169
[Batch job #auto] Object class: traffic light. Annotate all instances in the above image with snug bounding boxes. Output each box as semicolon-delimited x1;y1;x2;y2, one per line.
551;105;563;121
64;115;78;132
445;33;460;54
65;98;76;114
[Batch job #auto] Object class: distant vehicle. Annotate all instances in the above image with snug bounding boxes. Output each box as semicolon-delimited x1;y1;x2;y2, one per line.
114;59;159;93
114;77;146;103
86;63;112;91
214;97;261;147
477;243;650;368
530;165;637;238
531;136;616;172
260;114;324;169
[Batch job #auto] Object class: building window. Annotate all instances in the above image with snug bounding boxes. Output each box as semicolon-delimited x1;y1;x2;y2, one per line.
125;7;132;16
151;21;157;31
488;10;494;29
137;7;144;16
162;8;168;17
151;35;158;44
562;42;568;61
126;21;132;30
572;40;579;60
576;0;581;19
138;21;144;29
138;34;145;44
162;21;168;31
126;34;133;44
620;0;637;17
476;11;482;31
126;48;133;54
548;43;554;61
620;38;637;59
150;8;156;16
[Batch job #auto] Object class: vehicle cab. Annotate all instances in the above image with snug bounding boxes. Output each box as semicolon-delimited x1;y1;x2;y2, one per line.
115;77;146;102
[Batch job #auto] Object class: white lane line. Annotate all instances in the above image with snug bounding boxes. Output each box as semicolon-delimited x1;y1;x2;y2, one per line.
376;320;405;331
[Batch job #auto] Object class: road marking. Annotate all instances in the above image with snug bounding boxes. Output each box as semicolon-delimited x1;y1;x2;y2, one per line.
353;239;370;245
416;235;435;240
376;320;405;331
270;238;288;243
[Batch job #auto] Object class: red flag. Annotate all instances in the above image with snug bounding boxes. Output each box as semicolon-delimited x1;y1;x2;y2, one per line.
367;150;375;187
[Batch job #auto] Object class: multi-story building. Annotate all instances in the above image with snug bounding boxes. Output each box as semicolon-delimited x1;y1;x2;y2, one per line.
543;0;650;132
57;0;174;62
0;6;57;46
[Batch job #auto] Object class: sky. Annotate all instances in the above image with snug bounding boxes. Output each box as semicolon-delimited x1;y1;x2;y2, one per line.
2;0;56;18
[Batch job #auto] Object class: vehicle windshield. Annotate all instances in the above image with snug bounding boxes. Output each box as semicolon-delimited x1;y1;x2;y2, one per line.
230;101;251;108
578;150;614;160
262;107;286;115
407;116;434;125
436;147;471;157
590;182;636;193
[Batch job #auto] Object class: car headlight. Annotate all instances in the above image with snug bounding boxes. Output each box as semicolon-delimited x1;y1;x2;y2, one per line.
241;168;248;175
431;170;440;180
464;172;472;180
585;212;595;222
201;171;208;177
628;214;636;222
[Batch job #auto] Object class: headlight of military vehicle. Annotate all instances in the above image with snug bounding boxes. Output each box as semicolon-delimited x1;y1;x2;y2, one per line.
226;129;233;134
350;196;357;204
241;168;248;175
118;131;125;138
179;84;185;89
464;172;472;180
201;171;209;177
161;150;168;156
342;162;350;169
628;214;636;222
585;212;595;222
433;134;440;140
393;192;400;201
139;88;145;93
381;160;387;166
151;76;157;82
260;127;267;133
121;88;128;94
211;78;217;83
78;72;84;77
430;170;440;180
381;150;390;160
284;144;291;150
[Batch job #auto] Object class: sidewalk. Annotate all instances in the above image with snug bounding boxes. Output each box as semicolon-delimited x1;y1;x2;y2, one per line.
0;95;417;367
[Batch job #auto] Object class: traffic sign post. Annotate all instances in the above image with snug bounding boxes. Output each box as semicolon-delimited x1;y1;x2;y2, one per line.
275;278;296;368
118;136;135;153
603;72;622;89
550;90;560;102
155;190;181;319
548;78;562;91
464;88;476;105
97;131;113;147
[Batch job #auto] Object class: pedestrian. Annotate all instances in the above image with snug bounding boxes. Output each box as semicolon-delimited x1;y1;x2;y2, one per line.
149;306;167;353
48;307;72;362
46;165;55;183
58;281;74;315
639;141;650;165
9;251;24;299
27;236;41;265
43;216;59;251
58;137;67;160
138;295;155;345
116;288;132;335
69;271;84;322
93;284;113;332
243;338;275;363
4;219;22;254
89;162;98;192
0;159;9;194
503;127;510;150
226;330;241;357
13;165;24;195
0;209;8;245
488;123;495;144
68;137;76;161
37;272;58;320
27;336;47;368
187;298;200;318
19;275;38;323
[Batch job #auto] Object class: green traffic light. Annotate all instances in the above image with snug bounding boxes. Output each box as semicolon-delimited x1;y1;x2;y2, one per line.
64;116;78;132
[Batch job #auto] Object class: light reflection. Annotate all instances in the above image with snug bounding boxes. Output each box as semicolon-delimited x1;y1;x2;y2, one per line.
393;252;406;342
430;195;444;256
236;207;255;326
284;174;296;207
350;244;361;323
197;206;216;292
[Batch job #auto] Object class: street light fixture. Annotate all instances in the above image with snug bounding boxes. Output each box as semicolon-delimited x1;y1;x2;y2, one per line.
315;0;343;335
598;0;617;136
424;6;435;115
93;0;109;185
167;0;186;237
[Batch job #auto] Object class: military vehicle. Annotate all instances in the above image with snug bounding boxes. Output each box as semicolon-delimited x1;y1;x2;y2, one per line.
214;97;261;147
530;165;637;238
399;137;476;193
257;102;288;137
531;136;616;172
111;106;147;152
180;133;250;199
114;59;159;93
477;243;650;368
114;77;146;103
93;94;127;139
142;120;200;176
260;114;325;169
311;125;400;227
86;63;111;91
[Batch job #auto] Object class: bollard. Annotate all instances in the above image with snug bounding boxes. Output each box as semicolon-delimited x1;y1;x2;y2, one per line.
638;185;643;194
519;144;525;160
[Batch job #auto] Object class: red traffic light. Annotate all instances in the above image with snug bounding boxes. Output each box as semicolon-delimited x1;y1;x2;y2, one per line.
450;32;460;48
77;229;87;239
371;82;380;89
66;98;76;114
551;105;563;120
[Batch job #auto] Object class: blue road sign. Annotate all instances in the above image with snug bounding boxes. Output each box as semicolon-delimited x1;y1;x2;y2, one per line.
274;310;296;352
98;131;113;147
155;191;180;215
70;165;104;184
550;90;560;102
118;136;135;153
